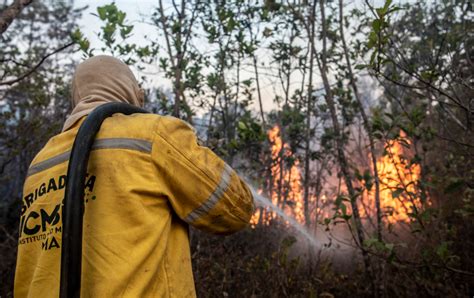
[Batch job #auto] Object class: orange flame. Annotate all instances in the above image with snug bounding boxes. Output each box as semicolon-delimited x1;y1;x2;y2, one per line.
360;131;423;224
251;125;305;226
375;131;422;223
251;126;423;228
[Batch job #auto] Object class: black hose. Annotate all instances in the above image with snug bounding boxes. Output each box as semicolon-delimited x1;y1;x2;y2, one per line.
60;102;149;298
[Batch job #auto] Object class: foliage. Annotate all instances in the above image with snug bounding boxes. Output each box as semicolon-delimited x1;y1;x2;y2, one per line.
0;1;84;296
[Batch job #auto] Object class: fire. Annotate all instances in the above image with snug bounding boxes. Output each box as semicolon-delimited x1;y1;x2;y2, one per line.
250;125;423;228
360;131;423;224
374;131;422;223
250;125;305;226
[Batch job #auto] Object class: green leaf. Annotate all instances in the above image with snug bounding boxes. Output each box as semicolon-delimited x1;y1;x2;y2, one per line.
355;64;368;70
372;19;382;33
367;31;378;50
340;203;347;215
391;188;404;198
226;17;237;33
376;8;385;18
238;121;247;130
120;25;134;39
71;28;83;42
117;11;126;25
383;0;393;11
387;7;402;14
241;79;252;87
369;50;377;66
79;39;90;52
97;6;107;20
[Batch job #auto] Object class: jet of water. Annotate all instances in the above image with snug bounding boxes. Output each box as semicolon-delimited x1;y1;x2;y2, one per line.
248;186;320;249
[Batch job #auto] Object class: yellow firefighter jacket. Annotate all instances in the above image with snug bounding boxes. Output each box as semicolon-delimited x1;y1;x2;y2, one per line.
15;113;255;297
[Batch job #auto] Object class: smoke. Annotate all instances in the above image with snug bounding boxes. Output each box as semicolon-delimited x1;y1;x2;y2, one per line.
249;186;321;249
242;176;359;269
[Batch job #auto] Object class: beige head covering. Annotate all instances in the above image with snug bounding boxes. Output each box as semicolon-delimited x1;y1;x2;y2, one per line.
62;55;144;131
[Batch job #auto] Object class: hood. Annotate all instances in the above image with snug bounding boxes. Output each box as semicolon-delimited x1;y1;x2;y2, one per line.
62;55;144;131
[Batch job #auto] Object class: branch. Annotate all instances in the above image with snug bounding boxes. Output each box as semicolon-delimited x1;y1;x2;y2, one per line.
0;156;14;175
388;48;466;110
376;75;474;148
181;1;199;57
0;41;74;86
0;0;34;36
158;0;176;69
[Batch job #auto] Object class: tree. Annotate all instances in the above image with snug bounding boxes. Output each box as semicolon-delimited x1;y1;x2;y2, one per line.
0;0;33;35
154;0;202;120
0;1;82;295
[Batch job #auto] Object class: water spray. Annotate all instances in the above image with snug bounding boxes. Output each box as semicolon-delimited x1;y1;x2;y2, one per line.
246;184;320;249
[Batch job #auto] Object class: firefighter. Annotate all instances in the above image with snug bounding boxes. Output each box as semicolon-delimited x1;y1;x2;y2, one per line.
15;55;255;297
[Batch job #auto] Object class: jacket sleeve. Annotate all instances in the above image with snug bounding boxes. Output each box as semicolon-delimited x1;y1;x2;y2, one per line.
151;116;255;234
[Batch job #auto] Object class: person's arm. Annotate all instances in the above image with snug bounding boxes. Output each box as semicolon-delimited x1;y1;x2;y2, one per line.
151;116;255;234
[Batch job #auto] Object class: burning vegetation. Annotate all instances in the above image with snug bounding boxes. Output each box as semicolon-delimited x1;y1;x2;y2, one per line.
371;131;424;224
251;125;306;226
252;126;426;229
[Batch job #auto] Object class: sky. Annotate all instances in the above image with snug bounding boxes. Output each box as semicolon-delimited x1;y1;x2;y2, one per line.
72;0;396;113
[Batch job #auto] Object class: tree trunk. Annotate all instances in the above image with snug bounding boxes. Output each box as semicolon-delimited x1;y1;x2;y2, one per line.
0;0;33;36
338;0;383;241
252;54;266;126
317;0;369;271
303;0;317;227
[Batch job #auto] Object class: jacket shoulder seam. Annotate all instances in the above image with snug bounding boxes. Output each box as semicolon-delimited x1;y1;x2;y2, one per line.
153;117;223;190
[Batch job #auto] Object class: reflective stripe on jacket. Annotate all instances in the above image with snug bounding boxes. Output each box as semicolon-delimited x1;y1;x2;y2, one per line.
14;113;255;297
